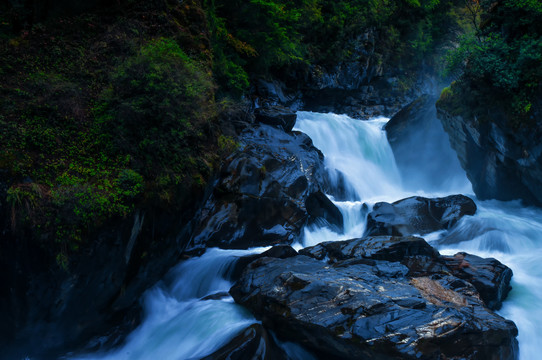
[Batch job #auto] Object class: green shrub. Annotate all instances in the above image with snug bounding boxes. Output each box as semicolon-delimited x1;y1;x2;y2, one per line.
206;0;464;97
218;134;240;155
443;0;542;121
95;37;215;176
116;169;144;199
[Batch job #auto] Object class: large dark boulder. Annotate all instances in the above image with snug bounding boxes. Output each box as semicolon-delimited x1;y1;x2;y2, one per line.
190;124;342;249
231;240;518;360
364;194;476;237
437;97;542;206
254;105;297;132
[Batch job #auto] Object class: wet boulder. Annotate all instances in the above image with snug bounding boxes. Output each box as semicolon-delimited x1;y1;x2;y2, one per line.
231;245;298;280
305;191;344;232
364;194;476;237
231;251;518;360
190;124;341;250
299;235;439;263
443;252;513;310
301;236;512;311
232;236;518;359
254;105;297;132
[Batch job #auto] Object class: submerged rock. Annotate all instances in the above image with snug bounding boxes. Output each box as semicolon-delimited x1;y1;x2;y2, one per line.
231;236;517;359
364;194;476;237
190;124;342;249
201;323;287;360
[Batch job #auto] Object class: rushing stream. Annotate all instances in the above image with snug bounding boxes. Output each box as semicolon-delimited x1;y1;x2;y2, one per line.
71;111;542;360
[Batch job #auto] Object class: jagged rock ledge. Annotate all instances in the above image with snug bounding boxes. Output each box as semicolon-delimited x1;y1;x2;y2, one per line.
189;111;343;250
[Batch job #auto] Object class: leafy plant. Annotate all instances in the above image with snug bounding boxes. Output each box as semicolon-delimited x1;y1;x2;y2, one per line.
443;0;542;121
95;37;215;176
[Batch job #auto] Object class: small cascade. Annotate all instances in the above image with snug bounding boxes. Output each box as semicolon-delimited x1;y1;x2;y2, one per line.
294;112;404;203
70;248;264;360
294;111;406;247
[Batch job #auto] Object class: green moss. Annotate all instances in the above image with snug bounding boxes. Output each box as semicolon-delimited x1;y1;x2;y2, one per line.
0;1;220;269
217;134;240;155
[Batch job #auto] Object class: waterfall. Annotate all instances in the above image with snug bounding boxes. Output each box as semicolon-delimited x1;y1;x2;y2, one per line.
71;111;539;360
294;111;541;360
294;112;403;203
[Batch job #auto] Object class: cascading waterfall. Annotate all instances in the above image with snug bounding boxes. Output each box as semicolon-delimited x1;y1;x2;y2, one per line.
293;112;403;247
294;112;403;203
72;111;540;360
294;111;542;360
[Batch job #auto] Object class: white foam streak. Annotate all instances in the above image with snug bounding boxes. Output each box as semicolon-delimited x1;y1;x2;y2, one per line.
71;248;264;360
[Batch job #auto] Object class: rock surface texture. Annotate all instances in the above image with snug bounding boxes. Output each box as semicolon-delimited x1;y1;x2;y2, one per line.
364;195;477;237
190;122;342;249
437;103;542;206
231;236;518;359
254;105;298;132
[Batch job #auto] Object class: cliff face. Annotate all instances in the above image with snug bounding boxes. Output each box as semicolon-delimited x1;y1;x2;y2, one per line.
254;28;442;120
437;92;542;206
434;0;542;206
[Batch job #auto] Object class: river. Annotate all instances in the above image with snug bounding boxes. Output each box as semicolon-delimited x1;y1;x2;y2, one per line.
69;111;542;360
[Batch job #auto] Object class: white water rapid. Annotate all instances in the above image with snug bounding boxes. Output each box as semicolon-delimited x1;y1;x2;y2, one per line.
70;111;540;360
294;111;542;360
